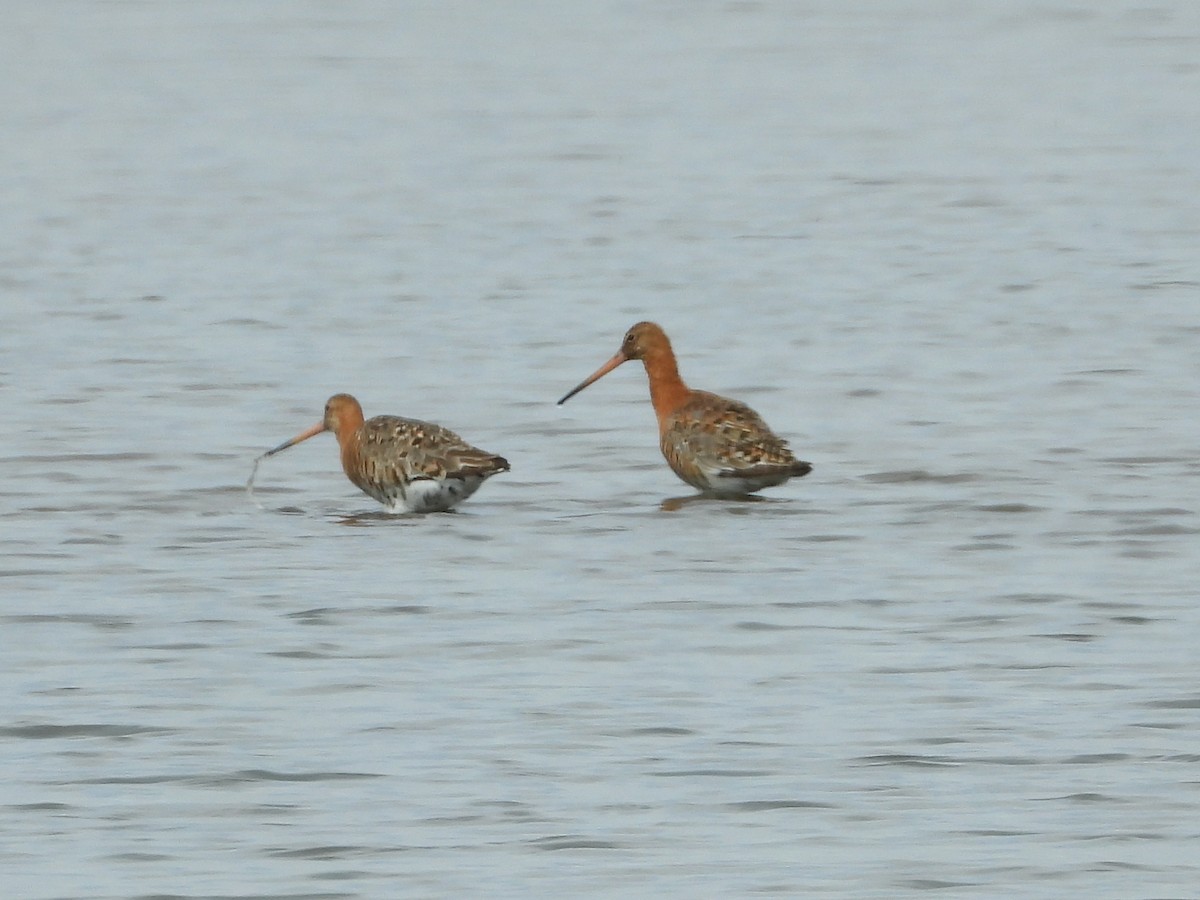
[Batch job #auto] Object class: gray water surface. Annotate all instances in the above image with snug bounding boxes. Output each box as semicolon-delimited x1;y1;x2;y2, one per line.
3;2;1199;898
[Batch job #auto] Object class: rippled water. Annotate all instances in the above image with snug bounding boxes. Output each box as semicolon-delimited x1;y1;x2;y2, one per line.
4;2;1200;897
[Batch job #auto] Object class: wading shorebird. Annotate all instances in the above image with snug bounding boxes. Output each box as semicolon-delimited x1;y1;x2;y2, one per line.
250;393;509;513
557;322;811;496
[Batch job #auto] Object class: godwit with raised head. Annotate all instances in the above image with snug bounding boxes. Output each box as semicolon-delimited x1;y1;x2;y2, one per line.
251;393;509;513
558;322;811;496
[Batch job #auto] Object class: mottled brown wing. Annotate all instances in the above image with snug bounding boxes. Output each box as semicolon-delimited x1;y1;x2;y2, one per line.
664;391;805;480
356;416;508;486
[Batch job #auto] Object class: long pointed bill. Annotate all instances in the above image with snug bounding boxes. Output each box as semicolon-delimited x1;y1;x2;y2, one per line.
557;351;628;405
260;420;327;458
247;419;328;505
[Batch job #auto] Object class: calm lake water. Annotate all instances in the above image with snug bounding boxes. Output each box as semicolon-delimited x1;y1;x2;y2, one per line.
3;2;1199;897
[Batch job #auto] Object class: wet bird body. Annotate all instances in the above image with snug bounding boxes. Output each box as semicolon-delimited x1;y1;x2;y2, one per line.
558;322;811;496
258;394;508;513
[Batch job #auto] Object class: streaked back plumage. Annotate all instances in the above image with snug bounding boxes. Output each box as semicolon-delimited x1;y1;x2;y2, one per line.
344;415;509;512
662;391;811;494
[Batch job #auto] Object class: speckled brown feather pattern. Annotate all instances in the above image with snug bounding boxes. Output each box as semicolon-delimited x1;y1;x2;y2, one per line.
343;415;509;502
661;390;811;491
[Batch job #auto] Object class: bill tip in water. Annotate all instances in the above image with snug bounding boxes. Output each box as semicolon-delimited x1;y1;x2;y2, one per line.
246;456;262;495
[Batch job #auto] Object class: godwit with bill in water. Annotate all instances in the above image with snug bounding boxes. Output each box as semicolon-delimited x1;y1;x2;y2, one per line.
558;322;811;496
249;394;509;513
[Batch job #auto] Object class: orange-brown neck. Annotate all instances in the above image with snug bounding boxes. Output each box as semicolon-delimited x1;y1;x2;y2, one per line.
640;343;690;432
338;430;364;484
327;399;367;481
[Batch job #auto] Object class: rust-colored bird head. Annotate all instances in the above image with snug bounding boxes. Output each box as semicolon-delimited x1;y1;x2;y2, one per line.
557;321;675;405
320;394;365;438
616;321;670;361
263;393;366;457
